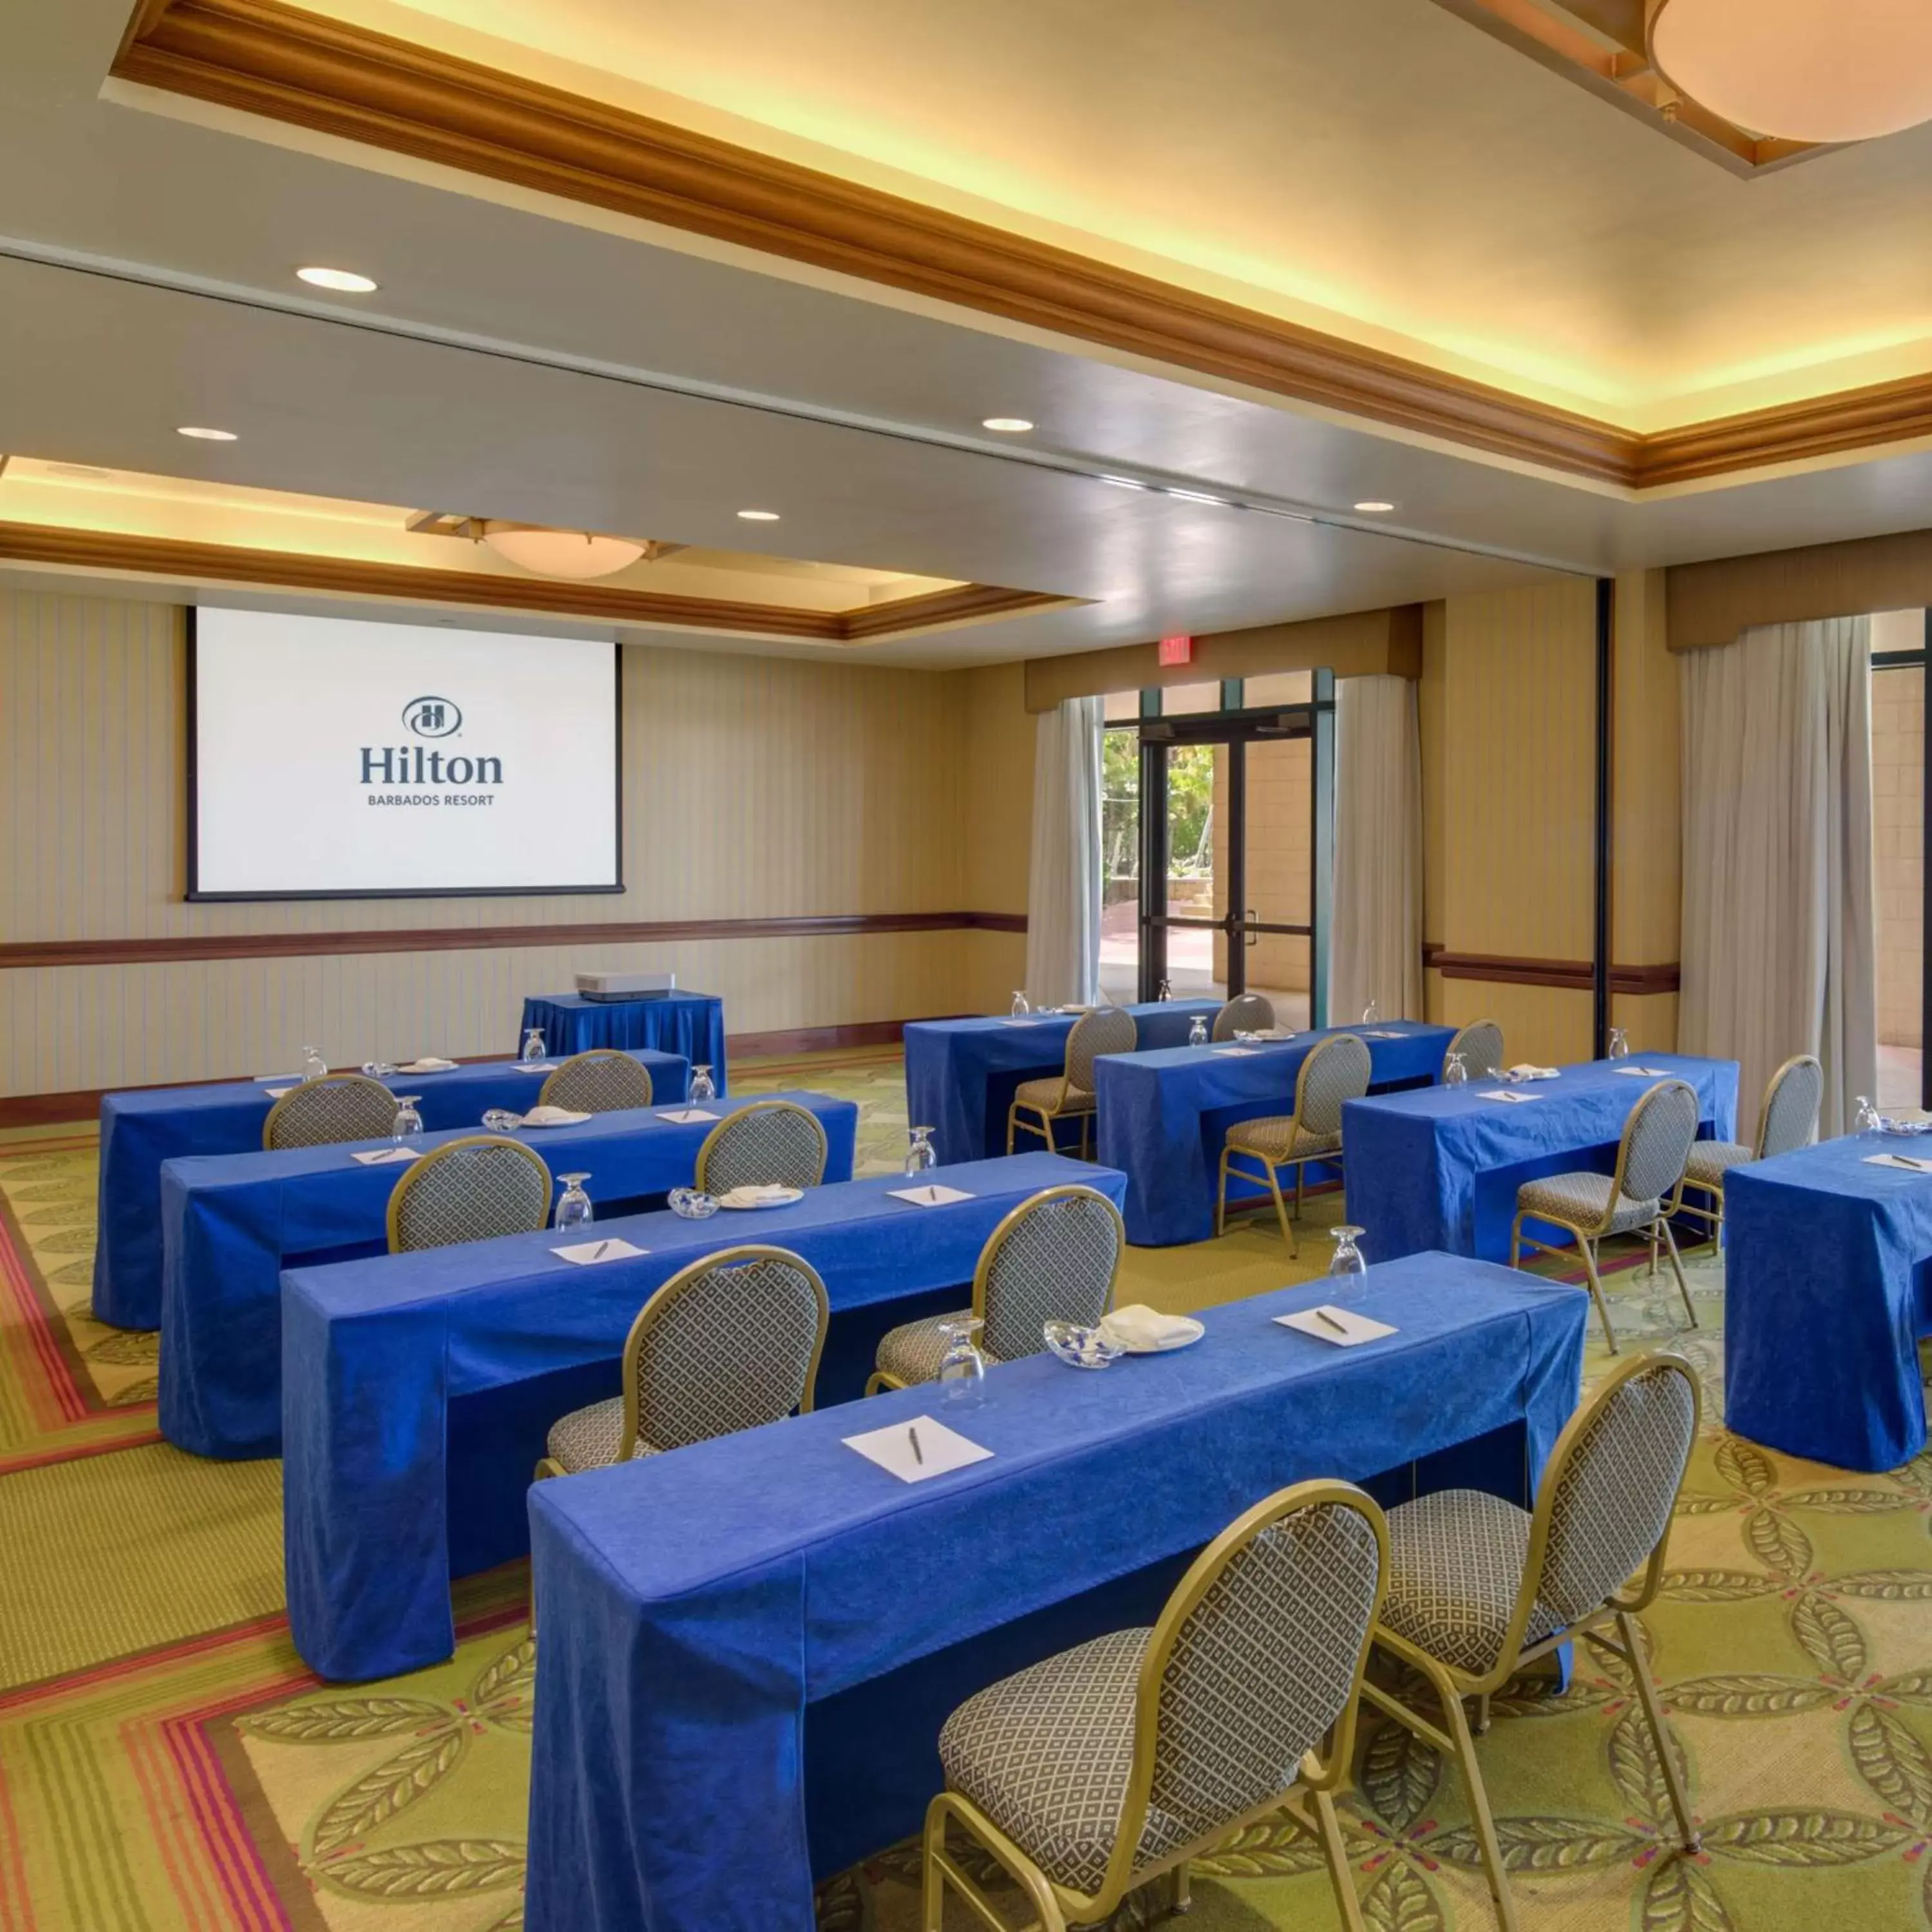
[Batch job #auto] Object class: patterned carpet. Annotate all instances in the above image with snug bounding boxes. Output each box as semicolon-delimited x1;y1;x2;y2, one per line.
0;1056;1926;1932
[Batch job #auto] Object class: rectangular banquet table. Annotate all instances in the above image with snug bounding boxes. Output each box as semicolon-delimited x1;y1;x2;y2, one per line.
520;992;726;1091
1726;1133;1932;1472
1095;1020;1455;1245
526;1251;1586;1932
158;1091;857;1462
904;999;1221;1164
1344;1054;1739;1264
283;1150;1126;1681
90;1050;688;1331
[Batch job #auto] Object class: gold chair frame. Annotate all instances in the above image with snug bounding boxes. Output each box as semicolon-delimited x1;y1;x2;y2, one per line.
1005;1009;1135;1160
1214;1033;1369;1255
864;1184;1126;1394
261;1072;396;1150
537;1047;652;1112
383;1133;553;1253
1674;1053;1821;1253
1444;1017;1504;1081
693;1100;830;1192
534;1243;828;1479
1509;1077;1699;1353
1363;1352;1703;1932
922;1479;1390;1932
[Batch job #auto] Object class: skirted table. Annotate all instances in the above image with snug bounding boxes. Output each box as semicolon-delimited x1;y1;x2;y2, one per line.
1727;1133;1932;1472
904;1000;1221;1164
525;1252;1586;1932
91;1050;688;1331
283;1151;1126;1681
158;1092;857;1461
519;992;726;1091
1095;1020;1455;1245
1343;1054;1739;1264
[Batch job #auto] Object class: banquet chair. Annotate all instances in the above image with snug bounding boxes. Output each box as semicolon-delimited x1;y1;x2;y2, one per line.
867;1184;1125;1392
1445;1018;1504;1081
694;1100;829;1193
1216;1032;1372;1253
1510;1077;1700;1352
1365;1352;1701;1932
1675;1054;1821;1253
262;1074;397;1150
922;1479;1387;1932
1007;1007;1137;1157
385;1135;553;1253
536;1245;828;1475
537;1048;652;1114
1212;991;1276;1041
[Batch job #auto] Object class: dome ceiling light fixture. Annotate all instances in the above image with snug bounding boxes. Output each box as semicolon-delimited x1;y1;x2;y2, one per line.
1647;0;1932;145
478;522;648;580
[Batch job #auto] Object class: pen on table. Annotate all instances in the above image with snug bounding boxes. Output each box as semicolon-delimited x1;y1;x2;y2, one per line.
907;1426;923;1465
592;1240;610;1262
1316;1307;1350;1336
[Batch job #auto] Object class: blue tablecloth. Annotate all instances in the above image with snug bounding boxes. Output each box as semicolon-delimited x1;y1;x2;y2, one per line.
520;993;726;1092
1727;1133;1932;1472
158;1092;857;1462
283;1151;1126;1681
1095;1021;1455;1245
904;1001;1222;1164
526;1251;1586;1932
1343;1055;1739;1264
90;1052;688;1332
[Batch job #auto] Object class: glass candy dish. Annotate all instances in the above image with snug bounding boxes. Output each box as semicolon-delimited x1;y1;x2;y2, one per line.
668;1188;720;1220
1042;1320;1126;1370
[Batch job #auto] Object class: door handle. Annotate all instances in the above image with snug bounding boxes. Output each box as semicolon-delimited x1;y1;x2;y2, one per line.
1246;907;1259;948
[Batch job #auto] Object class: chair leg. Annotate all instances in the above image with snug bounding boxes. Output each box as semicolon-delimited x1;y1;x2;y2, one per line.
1216;1150;1230;1237
1509;1214;1523;1270
1473;1691;1492;1735
920;1808;947;1932
1618;1609;1700;1852
1265;1162;1298;1256
1312;1788;1365;1932
1426;1659;1520;1932
1657;1216;1697;1330
1006;1105;1018;1156
1171;1860;1193;1915
1575;1234;1618;1354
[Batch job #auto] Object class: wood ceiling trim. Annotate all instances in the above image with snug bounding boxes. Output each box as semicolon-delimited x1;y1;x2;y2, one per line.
109;0;1932;493
0;522;1064;640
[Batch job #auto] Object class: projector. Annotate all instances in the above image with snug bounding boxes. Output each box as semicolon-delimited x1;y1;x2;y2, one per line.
575;971;677;1002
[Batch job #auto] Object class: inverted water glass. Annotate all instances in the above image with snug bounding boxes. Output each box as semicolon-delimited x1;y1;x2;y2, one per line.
554;1171;594;1232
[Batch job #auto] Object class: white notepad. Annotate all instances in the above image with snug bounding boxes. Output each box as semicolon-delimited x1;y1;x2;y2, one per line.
351;1146;421;1166
1612;1065;1675;1077
999;1018;1047;1027
1275;1304;1397;1347
1479;1089;1542;1104
843;1415;992;1484
262;1086;294;1099
1362;1029;1402;1039
255;1073;301;1084
1864;1152;1932;1175
1213;1047;1261;1057
656;1108;720;1124
511;1064;558;1074
553;1237;649;1265
889;1183;974;1206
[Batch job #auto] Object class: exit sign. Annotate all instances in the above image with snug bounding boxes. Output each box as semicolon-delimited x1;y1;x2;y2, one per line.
1158;634;1193;666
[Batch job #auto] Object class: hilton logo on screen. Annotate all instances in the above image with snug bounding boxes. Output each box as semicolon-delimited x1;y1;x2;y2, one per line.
361;696;504;805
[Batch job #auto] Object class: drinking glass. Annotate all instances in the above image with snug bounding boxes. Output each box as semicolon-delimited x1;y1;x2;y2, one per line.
554;1172;594;1231
301;1044;328;1083
1010;990;1031;1017
1329;1224;1368;1283
904;1126;938;1176
936;1317;987;1404
690;1065;717;1102
1855;1094;1881;1133
1157;978;1173;1002
1444;1050;1468;1087
520;1028;547;1065
1188;1015;1209;1046
1608;1026;1630;1061
1361;999;1380;1026
390;1095;423;1141
361;1060;398;1080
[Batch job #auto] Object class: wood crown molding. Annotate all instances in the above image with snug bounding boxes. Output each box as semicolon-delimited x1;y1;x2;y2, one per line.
109;0;1932;493
0;910;1029;972
0;522;1065;641
1423;946;1680;994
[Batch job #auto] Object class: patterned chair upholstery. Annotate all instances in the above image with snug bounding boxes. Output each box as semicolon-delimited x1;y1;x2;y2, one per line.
538;1245;828;1475
1215;1032;1372;1253
1211;992;1276;1041
537;1049;652;1115
1511;1077;1700;1352
868;1184;1125;1392
925;1482;1387;1932
694;1101;829;1194
1008;1007;1137;1158
262;1074;397;1151
1366;1354;1701;1931
385;1135;553;1254
1678;1054;1821;1251
1444;1018;1504;1083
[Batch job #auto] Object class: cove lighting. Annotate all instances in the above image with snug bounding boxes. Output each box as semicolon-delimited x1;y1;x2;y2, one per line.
736;509;781;522
1097;475;1148;490
296;266;379;293
981;417;1034;433
1353;500;1397;513
1167;489;1227;506
176;426;238;441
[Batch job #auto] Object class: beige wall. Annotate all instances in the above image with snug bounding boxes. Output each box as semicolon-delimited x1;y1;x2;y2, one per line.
1873;663;1924;1050
0;590;1036;1095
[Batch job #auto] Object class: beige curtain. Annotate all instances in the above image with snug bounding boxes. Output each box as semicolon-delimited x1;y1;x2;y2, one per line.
1678;618;1877;1135
1331;674;1425;1023
1023;697;1104;1008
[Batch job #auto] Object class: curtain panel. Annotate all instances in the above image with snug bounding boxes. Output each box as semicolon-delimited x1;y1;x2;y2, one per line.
1331;674;1425;1023
1023;696;1104;1008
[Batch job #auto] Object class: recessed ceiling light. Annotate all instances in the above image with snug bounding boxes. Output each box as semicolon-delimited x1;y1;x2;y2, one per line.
1098;475;1148;490
1168;488;1227;506
736;508;781;522
176;426;238;442
1353;500;1397;513
296;265;379;293
981;417;1034;433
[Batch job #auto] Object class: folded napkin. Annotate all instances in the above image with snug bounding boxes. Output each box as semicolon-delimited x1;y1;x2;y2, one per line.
401;1057;457;1074
721;1183;798;1206
518;1104;591;1127
1100;1304;1202;1350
